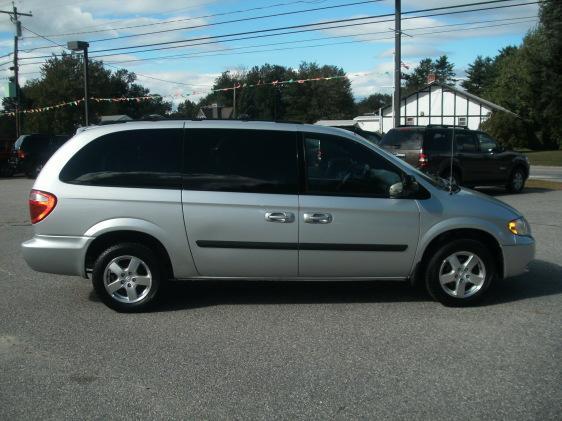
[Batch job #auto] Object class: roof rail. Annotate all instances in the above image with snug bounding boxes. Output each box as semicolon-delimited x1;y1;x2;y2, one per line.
426;124;469;129
236;117;304;124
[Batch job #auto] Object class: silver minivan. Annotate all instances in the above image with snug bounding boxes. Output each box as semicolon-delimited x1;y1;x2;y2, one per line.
22;121;535;311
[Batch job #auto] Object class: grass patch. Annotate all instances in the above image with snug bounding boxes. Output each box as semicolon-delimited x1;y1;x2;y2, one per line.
526;179;562;190
522;149;562;166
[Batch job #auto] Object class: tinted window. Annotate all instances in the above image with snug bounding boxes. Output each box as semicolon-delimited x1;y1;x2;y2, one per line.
60;129;182;189
183;129;297;194
380;128;424;150
304;133;402;197
16;135;49;152
455;133;478;152
477;133;497;152
425;130;452;152
355;129;381;144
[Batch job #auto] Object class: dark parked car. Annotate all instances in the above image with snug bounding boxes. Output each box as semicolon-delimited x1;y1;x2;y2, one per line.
0;138;14;177
339;126;382;145
315;121;382;145
379;125;530;193
10;134;71;178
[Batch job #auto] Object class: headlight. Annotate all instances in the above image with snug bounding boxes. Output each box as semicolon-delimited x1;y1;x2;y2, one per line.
508;217;531;236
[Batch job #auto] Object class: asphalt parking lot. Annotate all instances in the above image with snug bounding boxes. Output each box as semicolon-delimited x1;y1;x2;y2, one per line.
1;177;561;420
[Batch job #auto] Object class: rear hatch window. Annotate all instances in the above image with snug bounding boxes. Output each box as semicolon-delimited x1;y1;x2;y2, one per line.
380;128;424;150
14;135;28;150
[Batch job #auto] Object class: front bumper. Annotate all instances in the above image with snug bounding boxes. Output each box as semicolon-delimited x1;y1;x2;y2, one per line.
502;236;535;278
21;235;92;278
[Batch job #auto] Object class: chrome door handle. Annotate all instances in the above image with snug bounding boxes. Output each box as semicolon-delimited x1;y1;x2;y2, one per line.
265;212;294;223
303;212;332;224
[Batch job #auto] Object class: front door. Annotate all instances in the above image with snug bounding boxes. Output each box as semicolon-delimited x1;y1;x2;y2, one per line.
182;127;299;277
476;132;510;182
298;132;420;278
454;131;481;184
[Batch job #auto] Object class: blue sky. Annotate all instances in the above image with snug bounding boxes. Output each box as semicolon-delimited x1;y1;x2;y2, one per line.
0;0;539;106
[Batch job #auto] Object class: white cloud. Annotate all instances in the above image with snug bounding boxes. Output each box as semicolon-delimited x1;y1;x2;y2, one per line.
349;61;395;98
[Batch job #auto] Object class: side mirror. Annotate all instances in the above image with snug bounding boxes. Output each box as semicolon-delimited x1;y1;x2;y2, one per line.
390;174;419;198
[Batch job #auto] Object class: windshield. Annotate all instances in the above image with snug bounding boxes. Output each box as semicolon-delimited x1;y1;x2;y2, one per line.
380;128;424;149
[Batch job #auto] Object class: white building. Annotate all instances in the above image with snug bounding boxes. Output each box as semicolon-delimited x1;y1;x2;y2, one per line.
373;81;515;133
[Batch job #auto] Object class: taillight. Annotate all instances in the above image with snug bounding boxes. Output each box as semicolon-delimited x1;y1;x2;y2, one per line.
18;149;26;159
418;149;428;168
29;190;57;224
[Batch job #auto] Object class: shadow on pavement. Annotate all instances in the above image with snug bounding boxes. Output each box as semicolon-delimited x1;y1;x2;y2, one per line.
89;259;561;312
483;259;562;305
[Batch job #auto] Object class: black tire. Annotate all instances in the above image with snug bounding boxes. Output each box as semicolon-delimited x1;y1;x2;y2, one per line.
0;164;14;177
26;163;43;179
92;242;164;312
425;239;496;306
506;167;526;193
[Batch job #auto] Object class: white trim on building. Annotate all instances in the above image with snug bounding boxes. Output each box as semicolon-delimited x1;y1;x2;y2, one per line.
365;81;515;133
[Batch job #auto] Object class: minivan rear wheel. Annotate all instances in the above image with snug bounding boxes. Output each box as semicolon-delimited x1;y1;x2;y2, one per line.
425;239;496;306
92;242;163;312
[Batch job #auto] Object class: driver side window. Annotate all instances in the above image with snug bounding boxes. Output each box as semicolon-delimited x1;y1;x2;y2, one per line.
303;133;402;198
477;133;497;152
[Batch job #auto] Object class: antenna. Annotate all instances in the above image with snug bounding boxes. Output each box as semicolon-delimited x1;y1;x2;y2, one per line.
449;120;455;194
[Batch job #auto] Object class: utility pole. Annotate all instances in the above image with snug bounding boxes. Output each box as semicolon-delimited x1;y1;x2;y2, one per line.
393;0;401;128
232;86;236;119
67;41;90;125
0;3;32;137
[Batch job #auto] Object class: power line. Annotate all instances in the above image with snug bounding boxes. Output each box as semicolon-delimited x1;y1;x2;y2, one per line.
88;0;385;43
102;16;537;66
86;0;540;54
22;0;355;38
20;0;385;52
16;0;537;60
31;0;332;36
107;19;539;65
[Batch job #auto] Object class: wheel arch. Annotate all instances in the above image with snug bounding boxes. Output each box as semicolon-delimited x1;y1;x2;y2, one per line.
412;227;504;286
439;160;463;183
85;230;174;280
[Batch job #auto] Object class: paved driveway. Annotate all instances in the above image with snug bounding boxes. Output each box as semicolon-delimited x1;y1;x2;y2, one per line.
1;178;561;420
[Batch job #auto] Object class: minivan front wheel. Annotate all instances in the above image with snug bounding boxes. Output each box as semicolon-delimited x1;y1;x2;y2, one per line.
425;239;496;306
92;243;163;312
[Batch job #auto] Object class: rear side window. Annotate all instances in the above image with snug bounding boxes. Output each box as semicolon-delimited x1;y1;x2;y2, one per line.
60;129;182;189
455;132;478;152
425;130;452;152
183;129;298;194
380;129;424;150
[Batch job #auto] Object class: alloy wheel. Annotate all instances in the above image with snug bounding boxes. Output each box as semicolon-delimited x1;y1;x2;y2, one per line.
438;251;486;299
103;255;152;303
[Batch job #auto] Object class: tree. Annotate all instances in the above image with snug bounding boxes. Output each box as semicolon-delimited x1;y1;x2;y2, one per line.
402;55;456;94
195;62;355;122
283;62;355;122
461;56;495;96
356;93;391;115
172;99;199;119
2;54;171;135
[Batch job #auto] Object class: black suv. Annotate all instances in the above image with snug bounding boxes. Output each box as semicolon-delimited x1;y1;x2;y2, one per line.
10;134;71;178
380;125;530;193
